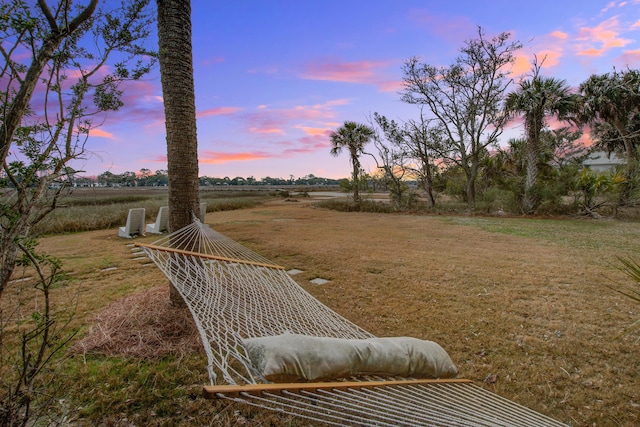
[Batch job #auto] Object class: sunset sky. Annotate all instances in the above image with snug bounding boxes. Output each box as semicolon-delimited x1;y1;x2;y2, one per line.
79;0;640;180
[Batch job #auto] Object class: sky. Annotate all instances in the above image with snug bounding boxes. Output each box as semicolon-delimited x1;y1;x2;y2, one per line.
77;0;640;180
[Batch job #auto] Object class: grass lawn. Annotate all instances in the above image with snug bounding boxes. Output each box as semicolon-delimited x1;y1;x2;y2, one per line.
3;195;639;426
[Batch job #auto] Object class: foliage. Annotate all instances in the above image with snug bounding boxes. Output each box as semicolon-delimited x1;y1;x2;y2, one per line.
609;257;640;338
0;0;156;292
0;2;155;424
370;114;412;209
575;168;625;215
316;198;395;213
0;241;78;425
579;69;640;203
372;111;439;209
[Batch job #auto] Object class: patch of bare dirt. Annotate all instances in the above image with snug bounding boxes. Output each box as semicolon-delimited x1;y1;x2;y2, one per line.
73;286;201;360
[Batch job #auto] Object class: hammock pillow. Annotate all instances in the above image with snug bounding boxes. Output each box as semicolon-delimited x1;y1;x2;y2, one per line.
243;334;458;383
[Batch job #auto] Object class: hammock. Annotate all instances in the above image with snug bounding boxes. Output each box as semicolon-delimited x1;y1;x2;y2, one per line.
136;220;568;427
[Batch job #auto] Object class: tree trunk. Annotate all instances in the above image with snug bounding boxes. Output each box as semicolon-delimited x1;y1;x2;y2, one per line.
465;158;478;210
522;129;540;214
157;0;200;306
351;150;361;206
422;166;436;207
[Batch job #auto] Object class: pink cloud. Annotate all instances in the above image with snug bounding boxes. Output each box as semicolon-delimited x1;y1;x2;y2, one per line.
300;60;390;84
198;132;333;166
313;99;351;108
619;49;640;64
407;9;476;44
197;106;242;118
550;31;569;40
295;126;331;136
377;80;405;93
576;16;633;56
536;50;562;68
242;101;341;135
200;151;271;164
109;80;165;124
148;154;168;163
88;128;114;138
201;56;225;66
510;52;533;76
249;126;285;135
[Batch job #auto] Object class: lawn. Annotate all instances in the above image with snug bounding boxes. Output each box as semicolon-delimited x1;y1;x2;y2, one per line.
4;195;639;426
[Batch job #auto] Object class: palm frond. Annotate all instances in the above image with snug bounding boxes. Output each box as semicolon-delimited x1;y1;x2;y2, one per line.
609;256;640;337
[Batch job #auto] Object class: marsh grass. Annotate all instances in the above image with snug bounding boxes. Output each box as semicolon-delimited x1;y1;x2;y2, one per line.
33;188;270;235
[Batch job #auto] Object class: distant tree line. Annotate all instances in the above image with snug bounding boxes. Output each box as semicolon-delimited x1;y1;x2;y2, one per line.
0;169;345;188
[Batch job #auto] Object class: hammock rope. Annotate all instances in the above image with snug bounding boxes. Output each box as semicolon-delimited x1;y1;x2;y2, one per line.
137;220;568;427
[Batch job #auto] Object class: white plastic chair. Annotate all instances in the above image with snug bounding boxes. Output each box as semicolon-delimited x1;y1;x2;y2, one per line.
146;206;169;234
200;201;207;222
118;208;146;238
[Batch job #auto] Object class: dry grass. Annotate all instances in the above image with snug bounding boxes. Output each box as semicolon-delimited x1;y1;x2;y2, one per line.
72;286;202;360
10;197;639;425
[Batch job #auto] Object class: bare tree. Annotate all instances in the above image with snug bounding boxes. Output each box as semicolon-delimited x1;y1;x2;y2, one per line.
402;27;521;209
372;111;445;207
370;114;410;209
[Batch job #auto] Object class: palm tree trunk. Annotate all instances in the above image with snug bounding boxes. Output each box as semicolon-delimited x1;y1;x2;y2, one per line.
157;0;200;306
612;120;637;205
523;138;539;214
351;149;361;206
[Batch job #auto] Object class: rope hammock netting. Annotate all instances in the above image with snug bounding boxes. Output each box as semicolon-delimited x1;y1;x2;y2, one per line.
136;220;568;427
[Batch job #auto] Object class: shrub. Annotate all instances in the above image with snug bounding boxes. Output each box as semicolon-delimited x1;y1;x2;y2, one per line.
316;199;395;213
610;257;640;337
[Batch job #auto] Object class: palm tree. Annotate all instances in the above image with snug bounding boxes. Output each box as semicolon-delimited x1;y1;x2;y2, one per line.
156;0;200;305
505;65;578;214
329;121;375;206
579;69;640;203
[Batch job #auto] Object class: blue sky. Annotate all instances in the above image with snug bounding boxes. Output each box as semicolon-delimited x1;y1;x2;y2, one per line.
79;0;640;179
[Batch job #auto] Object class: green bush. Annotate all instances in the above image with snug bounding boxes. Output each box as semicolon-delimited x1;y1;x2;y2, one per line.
316;199;395;213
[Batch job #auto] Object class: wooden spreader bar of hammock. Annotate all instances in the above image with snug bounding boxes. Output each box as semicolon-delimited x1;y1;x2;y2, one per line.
135;243;286;270
203;378;472;399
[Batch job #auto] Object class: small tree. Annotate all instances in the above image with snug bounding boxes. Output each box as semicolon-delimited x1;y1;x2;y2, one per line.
0;1;155;423
575;168;625;216
505;60;579;213
329;121;375;207
0;0;156;295
370;121;410;209
374;110;443;207
1;241;78;426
